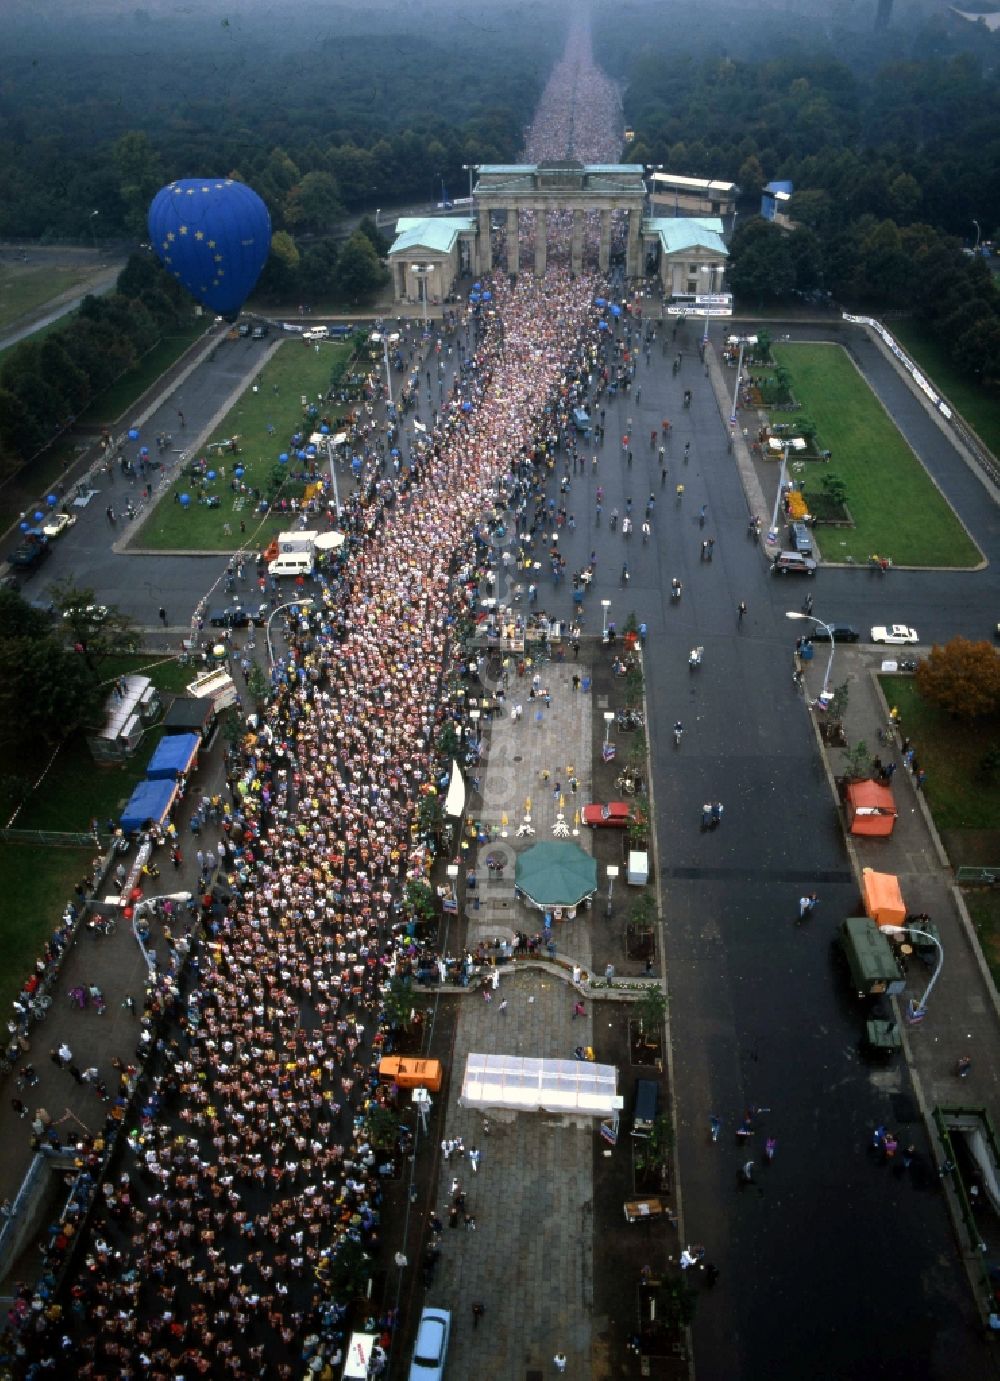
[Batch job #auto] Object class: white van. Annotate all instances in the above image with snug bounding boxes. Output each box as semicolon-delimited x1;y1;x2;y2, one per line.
303;326;329;342
268;552;314;577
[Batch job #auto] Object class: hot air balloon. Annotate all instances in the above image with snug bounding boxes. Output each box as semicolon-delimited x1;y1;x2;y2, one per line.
148;179;272;320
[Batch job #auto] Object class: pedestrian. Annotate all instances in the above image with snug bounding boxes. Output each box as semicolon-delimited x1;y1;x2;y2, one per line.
472;1302;485;1328
737;600;747;625
441;1138;453;1161
554;1354;568;1373
572;1000;586;1019
57;1042;72;1066
916;769;927;791
798;893;818;919
468;1146;481;1172
498;998;508;1015
158;607;167;626
711;802;723;825
10;1097;27;1118
701;802;712;829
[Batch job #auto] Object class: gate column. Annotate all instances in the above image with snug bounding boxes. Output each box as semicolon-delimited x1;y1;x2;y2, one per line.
478;209;492;274
598;211;611;273
508;208;520;274
534;211;547;276
625;207;642;279
571;209;584;275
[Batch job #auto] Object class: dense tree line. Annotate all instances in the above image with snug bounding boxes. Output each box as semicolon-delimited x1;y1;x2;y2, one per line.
0;258;194;478
595;2;1000;388
0;5;557;241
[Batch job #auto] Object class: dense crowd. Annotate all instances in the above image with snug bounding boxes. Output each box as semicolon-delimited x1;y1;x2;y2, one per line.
6;24;634;1381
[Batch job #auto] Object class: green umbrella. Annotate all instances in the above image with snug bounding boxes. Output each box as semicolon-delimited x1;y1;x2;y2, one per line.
515;840;598;909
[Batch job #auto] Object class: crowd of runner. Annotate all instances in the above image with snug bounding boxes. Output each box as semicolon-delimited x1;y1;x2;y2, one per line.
5;23;635;1381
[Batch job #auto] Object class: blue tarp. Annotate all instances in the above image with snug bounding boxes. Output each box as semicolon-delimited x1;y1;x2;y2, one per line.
119;779;177;834
145;732;200;780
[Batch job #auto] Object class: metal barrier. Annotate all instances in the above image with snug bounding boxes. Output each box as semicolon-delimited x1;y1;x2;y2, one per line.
0;828;104;848
956;867;1000;887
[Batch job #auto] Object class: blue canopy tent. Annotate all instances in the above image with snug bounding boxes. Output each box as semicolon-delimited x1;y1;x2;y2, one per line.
145;732;200;780
119;779;177;835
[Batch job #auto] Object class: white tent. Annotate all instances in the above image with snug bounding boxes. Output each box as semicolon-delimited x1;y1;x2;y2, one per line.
444;759;466;818
460;1053;623;1117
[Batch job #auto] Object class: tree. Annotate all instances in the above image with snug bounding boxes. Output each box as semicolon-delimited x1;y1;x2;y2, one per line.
284;171;342;233
112;131;164;238
729;218;796;304
0;635;103;756
915;637;1000;720
51;581;139;669
332;231;389;304
357;216;391;258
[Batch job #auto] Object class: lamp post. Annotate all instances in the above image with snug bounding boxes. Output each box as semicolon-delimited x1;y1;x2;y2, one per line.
266;597;314;666
603;710;615;748
606;864;619;919
90;209;100;250
768;440;790;546
601;599;611;642
881;924;944;1023
375;318;393;408
461;163;478;206
973;219;981;252
730;337;746;430
785;611;836;700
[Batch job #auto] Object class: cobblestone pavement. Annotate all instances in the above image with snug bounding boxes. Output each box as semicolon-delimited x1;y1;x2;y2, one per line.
429;658;600;1377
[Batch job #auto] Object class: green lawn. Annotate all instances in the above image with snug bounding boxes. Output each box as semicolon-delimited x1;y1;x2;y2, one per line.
97;652;196;697
881;678;1000;830
889;319;1000;459
77;321;209;425
133;337;354;553
0;263;91;332
772;343;981;567
0;843;94;1016
879;677;1000;988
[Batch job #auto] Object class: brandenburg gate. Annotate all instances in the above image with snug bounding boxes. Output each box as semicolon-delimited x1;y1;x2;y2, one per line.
473;161;647;278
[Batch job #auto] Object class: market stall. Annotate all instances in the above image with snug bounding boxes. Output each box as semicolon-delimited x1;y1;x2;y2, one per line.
845;779;897;837
119;778;178;835
862;867;906;927
145;731;200;781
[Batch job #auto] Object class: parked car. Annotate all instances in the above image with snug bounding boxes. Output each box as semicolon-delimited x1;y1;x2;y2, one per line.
771;552;817;576
209;604;268;628
790;521;813;556
409;1307;450;1381
63;603;109;624
9;536;50;571
251;324;268;339
583;801;631;829
870;624;919;645
806;624;859;644
42;511;77;539
237;322;251;337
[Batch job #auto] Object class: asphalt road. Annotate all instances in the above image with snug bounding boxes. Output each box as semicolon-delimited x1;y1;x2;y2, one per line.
507;314;995;1380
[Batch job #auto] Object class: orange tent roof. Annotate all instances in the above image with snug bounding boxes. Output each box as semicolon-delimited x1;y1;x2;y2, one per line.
846;779;897;837
862;868;906;927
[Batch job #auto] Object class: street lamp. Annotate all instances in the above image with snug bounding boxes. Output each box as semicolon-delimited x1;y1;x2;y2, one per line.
606;864;619;919
768;441;790;547
973;219;981;252
375;319;393;408
785;611;836;700
603;710;615;747
730;337;746;431
266;597;314;666
881;924;944;1023
90;209;100;250
461;163;479;206
601;599;611;641
779;613;834;701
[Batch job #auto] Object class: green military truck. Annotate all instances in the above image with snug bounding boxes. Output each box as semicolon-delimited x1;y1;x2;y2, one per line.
837;918;906;1058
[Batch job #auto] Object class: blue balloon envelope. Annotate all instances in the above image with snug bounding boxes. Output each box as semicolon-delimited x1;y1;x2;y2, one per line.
482;291;492;301
46;494;57;507
234;466;244;479
599;321;609;331
179;493;191;507
128;428;139;441
148;178;272;319
19;521;28;532
469;292;481;304
320;425;329;435
279;453;289;462
390;448;400;457
461;402;472;412
34;510;44;522
140;446;149;456
610;304;622;317
473;281;481;291
207;470;216;481
594;297;607;308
